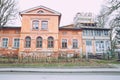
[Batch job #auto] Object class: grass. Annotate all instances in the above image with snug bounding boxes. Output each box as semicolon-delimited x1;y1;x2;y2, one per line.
0;59;118;68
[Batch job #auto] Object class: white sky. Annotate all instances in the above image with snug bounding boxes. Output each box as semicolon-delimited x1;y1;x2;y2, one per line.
18;0;103;26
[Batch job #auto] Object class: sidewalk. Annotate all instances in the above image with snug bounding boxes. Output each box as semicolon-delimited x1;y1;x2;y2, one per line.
0;68;120;73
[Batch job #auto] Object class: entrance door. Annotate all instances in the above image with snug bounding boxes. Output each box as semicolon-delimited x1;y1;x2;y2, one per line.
86;40;92;53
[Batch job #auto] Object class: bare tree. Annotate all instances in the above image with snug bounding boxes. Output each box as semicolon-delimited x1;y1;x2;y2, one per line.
97;0;120;58
96;6;109;28
104;0;120;57
0;0;17;28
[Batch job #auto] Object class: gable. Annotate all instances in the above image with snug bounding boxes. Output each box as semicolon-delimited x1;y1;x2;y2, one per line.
20;5;61;16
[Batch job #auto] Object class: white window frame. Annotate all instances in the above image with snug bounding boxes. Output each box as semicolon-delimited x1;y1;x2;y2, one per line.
2;37;9;48
41;21;48;30
13;38;20;48
72;39;78;49
62;39;67;48
32;20;39;30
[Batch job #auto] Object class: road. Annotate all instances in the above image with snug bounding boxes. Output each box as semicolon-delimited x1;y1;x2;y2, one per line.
0;68;120;80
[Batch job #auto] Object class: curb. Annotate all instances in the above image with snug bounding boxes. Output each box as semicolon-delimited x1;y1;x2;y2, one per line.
0;68;120;73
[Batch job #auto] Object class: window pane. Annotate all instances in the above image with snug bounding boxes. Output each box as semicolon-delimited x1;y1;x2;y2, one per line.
14;38;20;48
86;40;92;46
73;39;78;48
41;21;48;30
48;37;54;48
32;20;39;29
2;38;8;48
62;39;67;48
36;37;42;48
25;37;31;48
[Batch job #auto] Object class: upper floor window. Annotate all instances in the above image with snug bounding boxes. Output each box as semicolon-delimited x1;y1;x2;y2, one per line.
72;39;78;48
36;37;42;48
48;37;54;48
13;38;20;48
2;38;8;48
41;21;48;30
32;20;39;30
25;36;31;48
104;30;108;36
62;39;67;48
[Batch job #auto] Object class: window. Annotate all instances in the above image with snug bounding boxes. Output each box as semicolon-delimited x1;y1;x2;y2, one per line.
14;38;20;48
86;40;92;46
72;39;78;48
94;30;97;36
95;40;104;52
37;10;44;14
36;37;42;48
25;36;31;48
48;37;54;48
62;39;67;48
104;30;108;36
2;38;8;48
83;30;86;36
32;20;39;30
62;32;67;35
41;21;48;30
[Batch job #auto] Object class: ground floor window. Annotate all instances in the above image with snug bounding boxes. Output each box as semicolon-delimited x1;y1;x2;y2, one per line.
36;37;42;48
48;37;54;48
14;38;20;48
2;38;8;48
72;39;78;48
62;39;67;48
25;36;31;48
95;40;104;52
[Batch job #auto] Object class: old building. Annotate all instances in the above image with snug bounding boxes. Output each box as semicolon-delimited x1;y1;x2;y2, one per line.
0;6;111;58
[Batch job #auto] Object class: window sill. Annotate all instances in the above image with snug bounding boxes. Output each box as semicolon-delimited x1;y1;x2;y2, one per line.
1;47;8;49
72;48;79;49
47;47;54;49
32;29;39;31
12;47;19;49
61;48;68;49
41;29;48;31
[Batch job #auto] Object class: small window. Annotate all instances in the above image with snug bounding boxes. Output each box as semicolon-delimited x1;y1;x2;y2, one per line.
62;32;67;35
25;36;31;48
36;37;42;48
41;21;48;30
72;39;78;48
32;20;39;30
2;38;8;48
37;10;44;14
48;37;54;48
62;39;67;48
14;38;20;48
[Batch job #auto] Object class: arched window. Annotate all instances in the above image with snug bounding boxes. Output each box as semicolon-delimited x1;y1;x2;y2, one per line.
36;37;42;48
25;36;31;48
32;20;39;29
48;37;54;48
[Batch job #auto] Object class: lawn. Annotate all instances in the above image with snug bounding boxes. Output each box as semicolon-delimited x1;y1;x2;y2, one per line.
0;59;118;68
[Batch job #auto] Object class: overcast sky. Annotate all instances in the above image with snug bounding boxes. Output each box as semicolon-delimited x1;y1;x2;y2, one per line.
18;0;103;26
